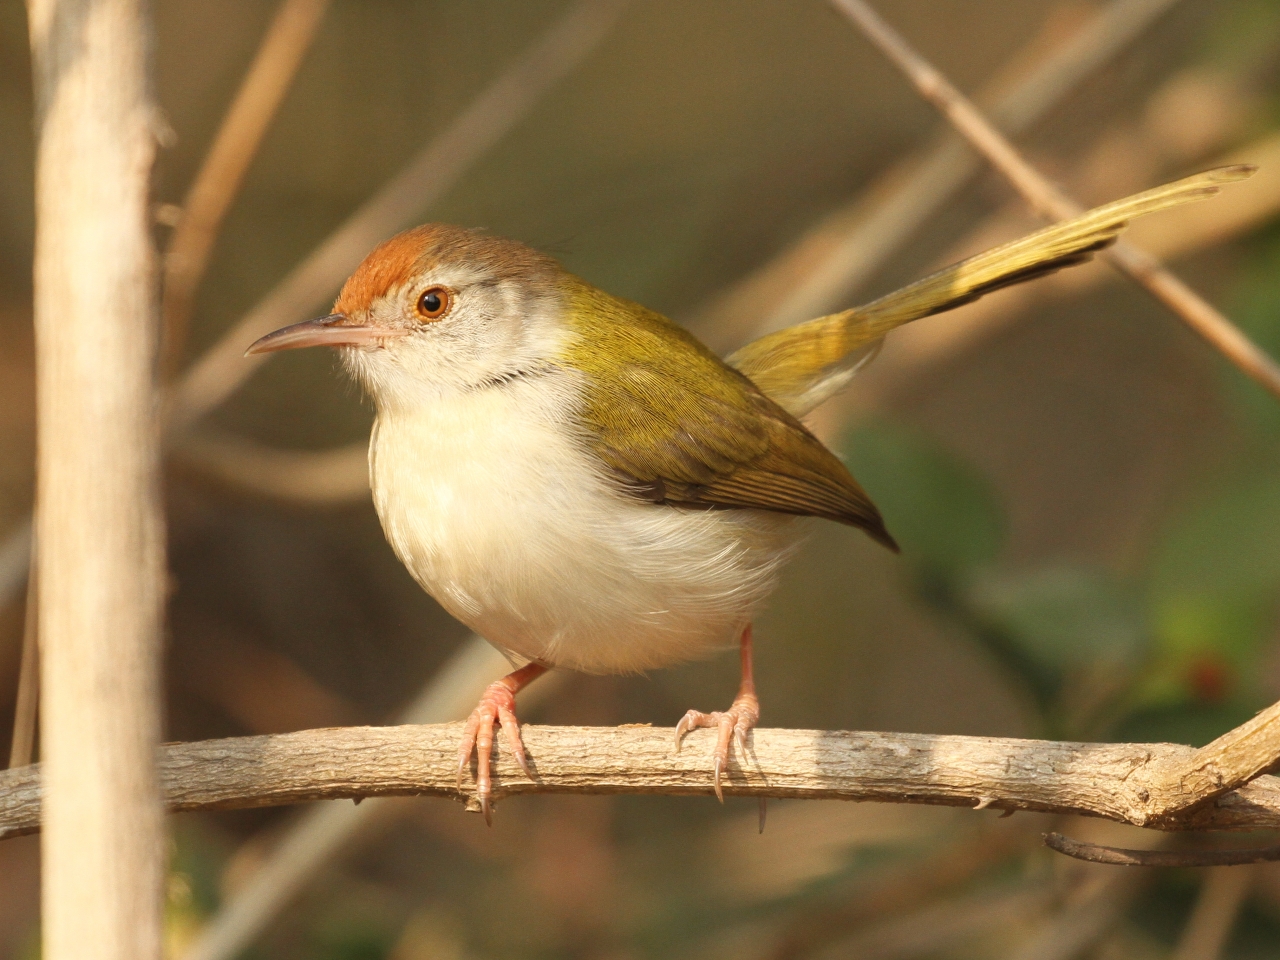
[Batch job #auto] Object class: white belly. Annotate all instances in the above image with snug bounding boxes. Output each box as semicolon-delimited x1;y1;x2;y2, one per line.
368;376;798;674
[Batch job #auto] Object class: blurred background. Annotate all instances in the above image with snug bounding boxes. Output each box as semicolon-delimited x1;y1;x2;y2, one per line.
2;0;1280;956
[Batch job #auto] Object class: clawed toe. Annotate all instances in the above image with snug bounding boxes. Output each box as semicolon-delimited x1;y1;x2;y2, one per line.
456;673;538;824
673;693;759;802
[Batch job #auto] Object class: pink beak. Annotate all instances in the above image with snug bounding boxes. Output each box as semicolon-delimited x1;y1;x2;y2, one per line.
244;313;408;355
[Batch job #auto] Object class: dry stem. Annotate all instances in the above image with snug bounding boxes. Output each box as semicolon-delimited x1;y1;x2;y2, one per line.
169;0;632;433
27;0;167;956
831;0;1280;402
160;0;332;380
699;0;1182;350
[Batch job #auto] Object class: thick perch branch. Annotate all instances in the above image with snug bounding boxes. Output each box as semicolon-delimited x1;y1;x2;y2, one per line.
3;723;1280;841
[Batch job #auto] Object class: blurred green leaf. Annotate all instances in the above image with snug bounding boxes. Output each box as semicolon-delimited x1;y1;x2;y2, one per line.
963;566;1147;672
1149;472;1280;601
842;419;1005;573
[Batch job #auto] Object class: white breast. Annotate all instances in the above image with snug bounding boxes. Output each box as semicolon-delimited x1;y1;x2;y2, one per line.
368;373;799;674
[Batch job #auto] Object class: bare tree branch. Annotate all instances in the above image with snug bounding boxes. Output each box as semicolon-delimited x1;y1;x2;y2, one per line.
4;722;1280;843
171;428;369;504
831;0;1280;402
1155;698;1280;820
160;0;332;380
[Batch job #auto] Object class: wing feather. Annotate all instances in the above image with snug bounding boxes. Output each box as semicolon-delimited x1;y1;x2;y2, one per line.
561;281;897;550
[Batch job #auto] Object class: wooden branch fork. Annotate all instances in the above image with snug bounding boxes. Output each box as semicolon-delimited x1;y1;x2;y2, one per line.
3;700;1279;842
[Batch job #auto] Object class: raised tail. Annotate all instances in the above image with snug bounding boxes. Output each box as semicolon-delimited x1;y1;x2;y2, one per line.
730;165;1256;417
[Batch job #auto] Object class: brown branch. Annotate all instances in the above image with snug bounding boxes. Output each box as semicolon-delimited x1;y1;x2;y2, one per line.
831;0;1280;403
848;131;1280;412
5;723;1280;843
160;0;332;381
1154;699;1280;821
1045;833;1280;867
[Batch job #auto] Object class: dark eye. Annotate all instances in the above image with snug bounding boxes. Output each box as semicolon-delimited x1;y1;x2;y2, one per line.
416;286;451;321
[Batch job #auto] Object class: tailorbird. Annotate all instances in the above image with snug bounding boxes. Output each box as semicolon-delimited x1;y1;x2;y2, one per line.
248;165;1253;820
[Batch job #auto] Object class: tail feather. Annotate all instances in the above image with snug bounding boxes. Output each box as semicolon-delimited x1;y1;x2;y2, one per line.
730;165;1256;417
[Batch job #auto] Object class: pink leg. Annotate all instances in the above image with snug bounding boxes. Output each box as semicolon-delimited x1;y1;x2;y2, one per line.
457;661;547;824
674;624;761;804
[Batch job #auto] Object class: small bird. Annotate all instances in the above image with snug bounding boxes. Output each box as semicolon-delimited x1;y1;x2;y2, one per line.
248;166;1252;820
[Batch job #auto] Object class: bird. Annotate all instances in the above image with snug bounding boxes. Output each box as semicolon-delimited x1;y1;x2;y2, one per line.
247;165;1253;822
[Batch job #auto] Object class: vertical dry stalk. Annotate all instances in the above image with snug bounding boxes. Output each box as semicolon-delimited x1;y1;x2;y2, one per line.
27;0;166;958
7;536;38;768
160;0;331;380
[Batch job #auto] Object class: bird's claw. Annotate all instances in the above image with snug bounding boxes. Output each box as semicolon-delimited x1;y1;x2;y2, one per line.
456;680;531;824
673;693;759;802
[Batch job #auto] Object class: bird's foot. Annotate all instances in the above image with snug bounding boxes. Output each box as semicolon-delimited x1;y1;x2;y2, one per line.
673;690;759;802
457;680;531;825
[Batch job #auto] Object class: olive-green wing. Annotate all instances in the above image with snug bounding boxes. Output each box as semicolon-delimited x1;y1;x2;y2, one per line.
561;280;897;549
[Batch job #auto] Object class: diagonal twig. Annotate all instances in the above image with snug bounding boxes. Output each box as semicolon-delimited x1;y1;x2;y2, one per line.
160;0;333;381
699;0;1185;350
168;0;632;434
831;0;1280;402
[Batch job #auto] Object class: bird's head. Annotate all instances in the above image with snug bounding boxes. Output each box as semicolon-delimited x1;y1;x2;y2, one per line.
246;224;570;410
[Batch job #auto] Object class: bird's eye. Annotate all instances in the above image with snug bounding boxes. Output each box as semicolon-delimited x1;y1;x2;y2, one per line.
416;286;451;322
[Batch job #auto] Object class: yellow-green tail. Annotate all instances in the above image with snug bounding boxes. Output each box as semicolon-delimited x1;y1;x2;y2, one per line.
730;165;1256;417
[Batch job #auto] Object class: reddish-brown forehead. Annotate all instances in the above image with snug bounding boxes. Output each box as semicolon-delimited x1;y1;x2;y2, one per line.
332;223;559;316
333;226;436;317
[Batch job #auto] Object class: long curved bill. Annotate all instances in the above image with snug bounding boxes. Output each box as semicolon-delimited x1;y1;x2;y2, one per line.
244;314;408;355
